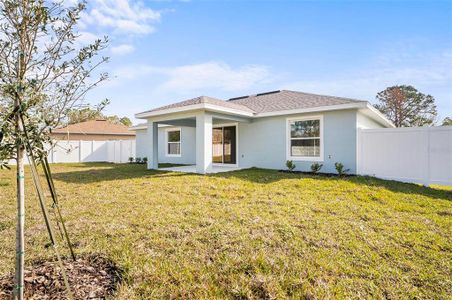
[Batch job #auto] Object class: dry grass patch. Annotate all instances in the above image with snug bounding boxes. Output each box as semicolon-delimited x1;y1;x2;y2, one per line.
0;163;451;299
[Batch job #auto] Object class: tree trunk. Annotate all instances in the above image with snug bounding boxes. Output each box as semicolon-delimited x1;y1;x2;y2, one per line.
14;135;25;300
14;2;27;297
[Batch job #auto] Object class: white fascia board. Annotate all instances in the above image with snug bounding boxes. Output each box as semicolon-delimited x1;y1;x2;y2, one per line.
203;103;254;117
254;102;368;118
129;124;172;131
135;103;254;119
364;103;395;128
129;126;147;131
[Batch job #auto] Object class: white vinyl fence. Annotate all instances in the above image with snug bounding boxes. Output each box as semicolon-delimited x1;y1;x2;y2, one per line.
49;139;136;164
6;140;136;165
358;126;452;186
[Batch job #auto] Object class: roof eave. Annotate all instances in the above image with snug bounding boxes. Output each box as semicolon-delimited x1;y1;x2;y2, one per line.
363;103;395;128
129;125;147;131
135;103;254;119
51;131;135;135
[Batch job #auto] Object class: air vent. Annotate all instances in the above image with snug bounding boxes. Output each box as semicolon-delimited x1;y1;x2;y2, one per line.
228;95;249;101
256;90;280;96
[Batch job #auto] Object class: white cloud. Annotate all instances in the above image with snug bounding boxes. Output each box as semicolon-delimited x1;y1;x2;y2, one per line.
80;0;161;35
162;62;271;91
114;61;272;92
111;44;135;55
76;31;101;44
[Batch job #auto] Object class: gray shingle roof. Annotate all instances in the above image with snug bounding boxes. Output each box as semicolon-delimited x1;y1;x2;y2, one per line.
227;90;366;114
142;95;254;114
138;90;367;116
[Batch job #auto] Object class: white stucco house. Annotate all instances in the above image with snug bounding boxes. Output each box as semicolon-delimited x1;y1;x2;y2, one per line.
130;90;393;174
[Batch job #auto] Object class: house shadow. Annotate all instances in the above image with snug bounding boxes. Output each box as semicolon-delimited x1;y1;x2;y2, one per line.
50;163;452;201
209;168;452;201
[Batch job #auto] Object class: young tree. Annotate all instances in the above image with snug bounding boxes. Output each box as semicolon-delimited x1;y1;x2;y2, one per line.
0;1;108;298
375;85;437;127
442;117;452;126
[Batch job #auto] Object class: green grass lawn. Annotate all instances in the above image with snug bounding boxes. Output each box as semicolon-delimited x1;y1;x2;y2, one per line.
0;163;451;299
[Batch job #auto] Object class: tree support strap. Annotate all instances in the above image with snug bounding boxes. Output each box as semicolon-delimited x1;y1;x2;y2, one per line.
18;114;76;260
41;155;76;260
18;114;74;300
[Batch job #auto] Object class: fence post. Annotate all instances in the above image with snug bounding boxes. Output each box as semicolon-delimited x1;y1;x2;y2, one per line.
357;128;362;175
91;140;94;162
78;140;82;163
51;144;55;163
120;141;122;163
424;128;431;187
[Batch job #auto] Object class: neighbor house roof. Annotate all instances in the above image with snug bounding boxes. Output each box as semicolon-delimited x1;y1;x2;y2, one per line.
52;119;135;136
135;90;393;127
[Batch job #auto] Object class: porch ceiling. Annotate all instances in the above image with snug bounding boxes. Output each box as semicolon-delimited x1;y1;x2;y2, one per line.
158;117;196;127
156;114;250;128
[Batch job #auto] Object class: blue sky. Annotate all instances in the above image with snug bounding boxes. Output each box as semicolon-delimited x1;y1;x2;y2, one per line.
79;0;452;124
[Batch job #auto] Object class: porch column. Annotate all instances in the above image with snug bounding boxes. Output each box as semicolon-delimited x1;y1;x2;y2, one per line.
196;112;213;174
146;121;159;169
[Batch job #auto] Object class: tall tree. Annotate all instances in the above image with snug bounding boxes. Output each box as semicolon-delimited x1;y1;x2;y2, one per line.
119;116;132;127
442;117;452;126
0;1;108;298
375;85;437;127
65;99;109;124
65;98;132;126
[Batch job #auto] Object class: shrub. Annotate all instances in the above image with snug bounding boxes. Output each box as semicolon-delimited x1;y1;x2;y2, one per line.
128;157;134;163
135;157;142;164
335;162;350;176
142;157;148;164
286;160;296;172
310;163;323;174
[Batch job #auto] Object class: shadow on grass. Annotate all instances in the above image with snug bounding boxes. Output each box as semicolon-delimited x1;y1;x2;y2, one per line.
50;163;452;201
51;163;194;184
214;168;452;201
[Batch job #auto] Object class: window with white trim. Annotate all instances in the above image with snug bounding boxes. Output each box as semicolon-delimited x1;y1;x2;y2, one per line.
288;117;322;159
167;129;181;156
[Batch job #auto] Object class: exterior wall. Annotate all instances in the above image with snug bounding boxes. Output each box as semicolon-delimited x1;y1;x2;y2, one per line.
137;108;388;173
158;126;196;165
51;133;135;141
135;126;196;164
238;110;358;174
357;111;385;129
135;129;148;158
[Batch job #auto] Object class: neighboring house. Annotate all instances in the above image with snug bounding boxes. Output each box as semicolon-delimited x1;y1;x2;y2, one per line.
132;90;393;174
52;119;136;141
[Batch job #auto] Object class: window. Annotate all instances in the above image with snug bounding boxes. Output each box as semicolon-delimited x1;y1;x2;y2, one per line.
287;116;323;160
166;129;181;156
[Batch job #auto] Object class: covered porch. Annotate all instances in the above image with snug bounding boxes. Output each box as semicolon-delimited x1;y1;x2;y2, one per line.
144;110;251;174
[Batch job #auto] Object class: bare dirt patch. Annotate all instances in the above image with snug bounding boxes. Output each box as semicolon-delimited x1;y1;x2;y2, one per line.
0;254;122;299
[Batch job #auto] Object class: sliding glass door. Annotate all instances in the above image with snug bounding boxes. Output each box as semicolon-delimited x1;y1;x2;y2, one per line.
212;128;223;163
212;126;236;164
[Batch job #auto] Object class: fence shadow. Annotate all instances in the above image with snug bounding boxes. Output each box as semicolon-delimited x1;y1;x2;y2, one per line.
209;168;452;201
50;163;194;184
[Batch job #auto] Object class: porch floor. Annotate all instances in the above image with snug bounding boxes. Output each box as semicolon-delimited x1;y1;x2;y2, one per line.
158;165;242;174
